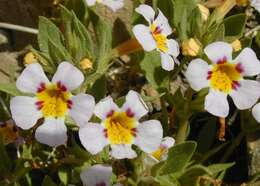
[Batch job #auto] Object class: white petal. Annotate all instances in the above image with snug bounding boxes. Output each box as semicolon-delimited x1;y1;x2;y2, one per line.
205;90;229;117
135;4;155;23
160;52;175;71
16;63;49;94
121;90;148;120
230;80;260;110
154;9;172;36
135;120;163;153
167;39;180;57
52;62;84;91
132;24;157;52
79;123;109;154
251;0;260;12
252;103;260;123
35;118;67;147
69;94;95;127
185;58;210;91
102;0;124;12
85;0;96;6
161;137;175;149
94;96;119;120
233;48;260;76
80;164;112;186
10;96;42;130
204;42;233;64
110;144;137;159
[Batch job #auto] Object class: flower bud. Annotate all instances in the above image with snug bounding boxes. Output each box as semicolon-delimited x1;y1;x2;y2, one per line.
182;38;201;57
23;52;37;65
231;39;242;52
80;58;93;70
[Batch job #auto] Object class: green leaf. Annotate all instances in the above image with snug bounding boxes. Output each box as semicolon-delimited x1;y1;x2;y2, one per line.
224;14;246;41
155;175;180;186
64;0;88;22
38;17;64;54
48;39;71;64
139;51;170;89
178;165;212;186
207;163;234;174
90;75;107;101
0;83;24;96
58;168;68;185
160;141;197;175
42;176;58;186
0;134;11;175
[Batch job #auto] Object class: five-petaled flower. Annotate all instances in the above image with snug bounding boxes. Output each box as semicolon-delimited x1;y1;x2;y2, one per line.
10;62;95;147
133;4;180;71
185;41;260;117
79;90;163;159
80;164;122;186
85;0;124;12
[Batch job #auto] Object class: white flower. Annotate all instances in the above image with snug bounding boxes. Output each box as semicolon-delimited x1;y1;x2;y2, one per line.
80;164;122;186
79;90;163;159
10;62;95;147
150;137;175;161
185;41;260;117
132;4;179;71
85;0;124;12
251;0;260;13
252;103;260;122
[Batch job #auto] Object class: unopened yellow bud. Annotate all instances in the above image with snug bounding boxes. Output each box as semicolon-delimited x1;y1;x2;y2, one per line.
80;58;93;70
24;52;37;65
231;39;242;52
182;38;201;57
236;0;249;6
197;4;210;21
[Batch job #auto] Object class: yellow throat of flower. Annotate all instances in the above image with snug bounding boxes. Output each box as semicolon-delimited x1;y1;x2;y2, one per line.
151;24;168;53
151;146;167;160
208;61;242;93
104;111;137;145
36;82;72;118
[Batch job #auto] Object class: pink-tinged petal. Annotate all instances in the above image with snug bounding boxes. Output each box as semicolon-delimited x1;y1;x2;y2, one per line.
52;62;84;91
252;103;260;123
121;90;148;120
110;144;137;159
102;0;124;12
154;9;172;36
69;94;95;127
94;96;119;120
204;42;233;64
233;48;260;76
135;4;155;23
160;52;175;71
79;123;109;154
132;24;157;52
80;164;112;186
16;63;50;94
135;120;163;153
35;118;67;147
161;137;175;149
230;80;260;110
205;90;229;117
185;59;210;91
10;96;42;130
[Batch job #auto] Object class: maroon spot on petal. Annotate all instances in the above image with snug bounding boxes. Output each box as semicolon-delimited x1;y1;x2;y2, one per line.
35;101;44;110
67;100;73;109
37;82;46;93
103;129;108;138
126;108;135;117
232;81;241;90
207;71;212;80
131;128;137;137
236;63;244;73
57;81;67;92
217;56;227;64
96;182;106;186
153;26;162;35
106;110;114;117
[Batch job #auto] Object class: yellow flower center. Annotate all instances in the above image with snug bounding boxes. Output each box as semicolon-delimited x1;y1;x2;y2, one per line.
36;82;72;118
208;61;242;93
104;111;137;145
151;146;167;160
151;24;168;52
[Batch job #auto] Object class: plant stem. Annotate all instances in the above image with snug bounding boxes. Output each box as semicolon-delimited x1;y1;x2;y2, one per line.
0;22;38;34
175;119;189;144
